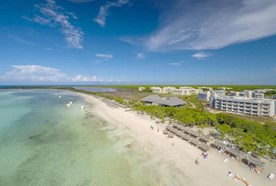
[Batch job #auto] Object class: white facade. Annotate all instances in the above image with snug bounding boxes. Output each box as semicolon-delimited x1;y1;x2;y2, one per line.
229;90;264;99
138;87;145;91
198;91;211;101
151;86;202;95
163;87;176;93
212;96;275;117
171;88;201;96
151;87;163;93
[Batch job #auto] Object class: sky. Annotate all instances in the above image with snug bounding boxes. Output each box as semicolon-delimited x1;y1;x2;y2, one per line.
0;0;276;85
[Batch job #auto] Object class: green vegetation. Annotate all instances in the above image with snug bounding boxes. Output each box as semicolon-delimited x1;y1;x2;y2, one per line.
131;101;276;158
265;90;276;97
87;85;276;92
132;103;217;126
181;95;204;110
215;113;276;157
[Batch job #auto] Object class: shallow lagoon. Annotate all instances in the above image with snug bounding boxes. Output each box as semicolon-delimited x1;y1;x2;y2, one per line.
0;90;185;186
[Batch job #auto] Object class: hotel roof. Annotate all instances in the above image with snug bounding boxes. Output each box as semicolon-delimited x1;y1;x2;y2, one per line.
142;95;185;107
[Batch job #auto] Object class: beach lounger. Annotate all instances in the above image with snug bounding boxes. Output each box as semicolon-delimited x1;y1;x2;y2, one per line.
241;178;252;186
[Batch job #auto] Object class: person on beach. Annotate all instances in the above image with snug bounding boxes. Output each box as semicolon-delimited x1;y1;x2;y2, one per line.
172;141;174;146
157;128;159;132
233;174;241;181
228;171;232;178
195;158;199;165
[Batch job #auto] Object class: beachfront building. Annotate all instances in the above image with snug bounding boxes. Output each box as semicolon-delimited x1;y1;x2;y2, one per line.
199;90;226;101
141;95;185;107
150;86;202;95
229;90;264;99
211;96;275;117
253;92;265;99
170;87;202;96
198;86;213;91
151;87;163;94
198;91;211;101
163;86;177;94
138;87;146;91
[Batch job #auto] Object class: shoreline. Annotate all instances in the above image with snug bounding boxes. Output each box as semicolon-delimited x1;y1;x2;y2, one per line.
79;92;276;186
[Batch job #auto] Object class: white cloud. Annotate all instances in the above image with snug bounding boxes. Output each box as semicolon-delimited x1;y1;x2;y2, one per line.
94;0;129;27
71;75;102;82
168;61;182;66
0;65;66;82
136;52;145;59
95;53;113;60
192;52;211;60
0;65;103;83
25;0;83;49
125;0;276;51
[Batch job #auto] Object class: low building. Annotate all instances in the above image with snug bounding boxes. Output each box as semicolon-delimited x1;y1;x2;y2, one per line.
198;91;211;101
253;92;264;99
230;90;264;99
163;86;176;94
151;87;163;94
138;87;145;91
171;87;202;96
212;96;275;117
141;95;185;107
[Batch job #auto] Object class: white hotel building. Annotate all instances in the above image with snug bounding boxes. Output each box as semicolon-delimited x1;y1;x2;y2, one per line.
211;96;275;117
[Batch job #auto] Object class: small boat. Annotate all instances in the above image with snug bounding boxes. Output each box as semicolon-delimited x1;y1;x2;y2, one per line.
81;106;85;110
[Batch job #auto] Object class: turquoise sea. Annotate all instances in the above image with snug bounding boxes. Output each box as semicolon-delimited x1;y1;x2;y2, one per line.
0;90;186;186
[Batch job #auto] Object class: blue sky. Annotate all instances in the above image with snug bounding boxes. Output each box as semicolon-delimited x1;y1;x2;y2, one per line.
0;0;276;85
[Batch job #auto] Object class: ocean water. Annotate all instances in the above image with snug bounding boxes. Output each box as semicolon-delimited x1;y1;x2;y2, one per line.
0;90;187;186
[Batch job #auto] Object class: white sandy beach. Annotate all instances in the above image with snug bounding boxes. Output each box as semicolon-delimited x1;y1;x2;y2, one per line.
80;93;276;186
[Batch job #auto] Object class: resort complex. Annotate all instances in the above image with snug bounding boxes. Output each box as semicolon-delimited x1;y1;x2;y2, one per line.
209;90;276;117
150;86;203;95
211;96;275;117
140;86;276;117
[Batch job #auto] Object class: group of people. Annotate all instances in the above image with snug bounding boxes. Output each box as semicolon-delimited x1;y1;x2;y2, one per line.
228;171;252;186
195;152;209;165
201;152;208;159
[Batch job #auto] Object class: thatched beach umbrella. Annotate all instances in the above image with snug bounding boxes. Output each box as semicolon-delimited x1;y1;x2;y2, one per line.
181;134;190;141
168;133;174;138
176;130;184;137
225;148;242;160
163;129;169;135
199;136;209;143
178;125;186;131
166;126;173;132
189;130;200;138
211;140;225;151
189;138;200;147
198;144;210;152
248;156;265;167
183;128;191;135
173;123;181;129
